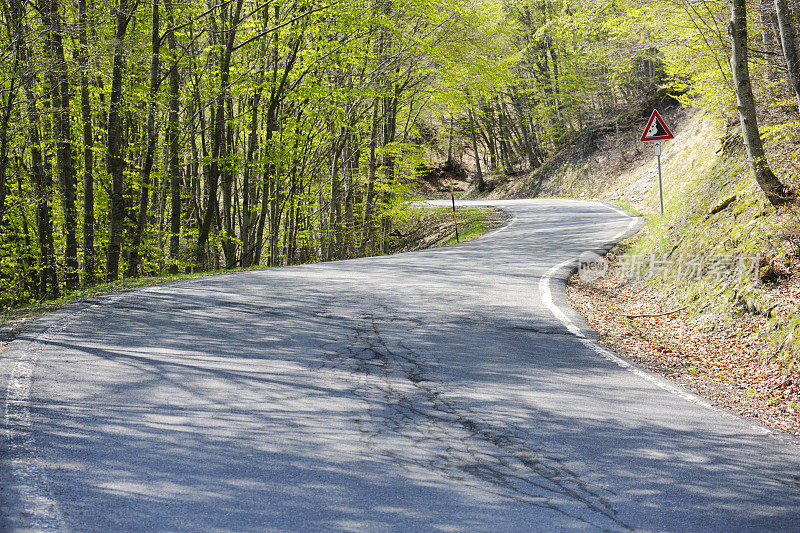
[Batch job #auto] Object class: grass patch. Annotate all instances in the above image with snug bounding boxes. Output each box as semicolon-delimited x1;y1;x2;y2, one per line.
442;207;505;246
611;198;646;217
391;205;506;252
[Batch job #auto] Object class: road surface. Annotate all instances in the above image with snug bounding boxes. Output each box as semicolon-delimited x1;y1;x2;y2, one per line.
2;199;800;532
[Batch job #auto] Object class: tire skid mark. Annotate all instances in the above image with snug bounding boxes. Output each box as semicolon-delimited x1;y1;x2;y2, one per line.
320;299;632;531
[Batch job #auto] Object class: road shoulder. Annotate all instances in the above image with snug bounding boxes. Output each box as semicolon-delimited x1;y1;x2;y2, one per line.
567;248;800;439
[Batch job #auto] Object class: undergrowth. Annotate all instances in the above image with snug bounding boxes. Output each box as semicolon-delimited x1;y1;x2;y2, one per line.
622;128;800;371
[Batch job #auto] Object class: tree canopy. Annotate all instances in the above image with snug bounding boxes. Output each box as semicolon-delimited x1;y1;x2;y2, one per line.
0;0;797;306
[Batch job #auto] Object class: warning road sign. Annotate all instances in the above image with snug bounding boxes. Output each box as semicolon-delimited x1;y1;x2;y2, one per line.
640;109;674;142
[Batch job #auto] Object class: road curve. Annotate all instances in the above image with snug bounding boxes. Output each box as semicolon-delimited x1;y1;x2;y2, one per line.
2;199;800;532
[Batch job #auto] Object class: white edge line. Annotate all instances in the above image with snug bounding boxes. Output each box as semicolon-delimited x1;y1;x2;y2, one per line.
5;292;137;528
539;203;636;340
5;326;69;531
480;209;517;239
1;297;129;530
539;260;585;338
535;203;744;415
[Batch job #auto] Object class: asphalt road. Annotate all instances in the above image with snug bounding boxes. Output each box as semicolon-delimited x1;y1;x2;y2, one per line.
2;199;800;532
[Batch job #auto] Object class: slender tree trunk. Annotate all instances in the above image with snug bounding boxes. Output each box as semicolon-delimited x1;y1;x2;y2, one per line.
26;92;59;298
287;169;297;264
468;107;485;192
16;168;37;297
497;100;513;174
775;0;800;113
446;115;454;166
106;0;133;281
759;0;781;87
730;0;792;205
78;0;95;285
254;159;270;265
128;0;160;277
165;0;181;273
0;79;14;226
511;90;539;169
253;20;279;267
343;135;355;259
482;104;498;170
9;0;56;298
378;84;399;253
0;1;24;227
269;179;281;266
197;0;244;268
549;41;561;115
0;3;21;227
326;129;342;261
253;4;302;265
220;94;236;267
360;97;380;254
240;12;267;267
42;0;79;289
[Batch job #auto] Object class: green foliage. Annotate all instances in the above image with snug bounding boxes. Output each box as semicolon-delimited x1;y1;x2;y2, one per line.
0;0;520;308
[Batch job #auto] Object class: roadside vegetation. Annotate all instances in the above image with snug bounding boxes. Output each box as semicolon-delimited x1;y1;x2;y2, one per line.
391;206;507;251
556;106;800;435
0;0;514;311
0;204;502;342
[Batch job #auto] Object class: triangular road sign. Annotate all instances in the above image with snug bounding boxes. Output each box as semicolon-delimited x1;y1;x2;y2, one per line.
640;109;674;142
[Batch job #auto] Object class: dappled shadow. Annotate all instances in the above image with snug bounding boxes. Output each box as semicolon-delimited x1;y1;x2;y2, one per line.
4;199;800;531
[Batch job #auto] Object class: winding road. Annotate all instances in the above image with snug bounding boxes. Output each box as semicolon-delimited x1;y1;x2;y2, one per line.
2;199;800;531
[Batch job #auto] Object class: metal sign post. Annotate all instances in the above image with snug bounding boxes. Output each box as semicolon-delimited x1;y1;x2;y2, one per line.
640;109;674;217
654;141;663;217
449;176;459;243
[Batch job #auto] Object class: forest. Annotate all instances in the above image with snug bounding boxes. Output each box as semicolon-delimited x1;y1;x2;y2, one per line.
0;0;798;308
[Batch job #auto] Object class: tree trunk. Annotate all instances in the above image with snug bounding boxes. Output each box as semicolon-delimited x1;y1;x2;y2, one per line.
360;97;380;255
253;11;280;267
730;0;792;205
27;92;59;299
759;0;781;87
0;0;24;228
42;0;79;289
446;115;454;166
775;0;800;113
343;135;355;259
468;107;485;192
196;0;244;268
106;0;133;281
497;100;514;174
511;90;539;169
78;0;95;285
482;104;498;170
240;10;268;267
166;0;181;273
220;94;236;268
253;4;303;265
9;0;56;298
0;77;15;227
128;0;160;277
327;130;342;261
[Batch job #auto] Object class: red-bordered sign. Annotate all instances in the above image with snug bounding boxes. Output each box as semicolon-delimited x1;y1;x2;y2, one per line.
640;109;674;142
